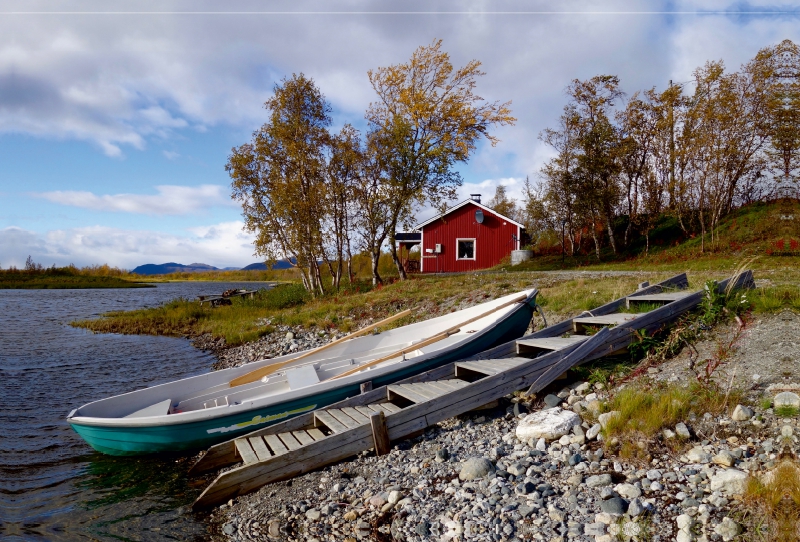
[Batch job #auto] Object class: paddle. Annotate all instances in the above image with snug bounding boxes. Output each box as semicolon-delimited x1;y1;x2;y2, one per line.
331;292;531;381
229;309;412;388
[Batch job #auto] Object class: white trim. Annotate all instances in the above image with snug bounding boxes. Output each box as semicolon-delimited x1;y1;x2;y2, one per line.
420;229;424;272
415;199;524;230
456;238;476;260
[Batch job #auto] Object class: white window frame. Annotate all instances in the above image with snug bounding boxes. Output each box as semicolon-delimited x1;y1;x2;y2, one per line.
456;238;476;260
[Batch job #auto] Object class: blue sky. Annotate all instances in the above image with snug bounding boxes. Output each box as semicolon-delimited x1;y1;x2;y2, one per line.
0;0;798;269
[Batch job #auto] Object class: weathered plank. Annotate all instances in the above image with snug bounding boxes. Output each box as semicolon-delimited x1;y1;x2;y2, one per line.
248;436;272;462
387;385;431;404
516;335;588;355
234;438;258;464
306;428;326;441
314;410;349;433
264;434;288;456
625;292;691;308
341;407;371;425
278;432;302;451
292;430;314;446
326;409;362;430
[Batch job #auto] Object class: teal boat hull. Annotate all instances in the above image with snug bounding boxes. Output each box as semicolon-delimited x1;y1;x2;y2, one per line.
69;298;535;456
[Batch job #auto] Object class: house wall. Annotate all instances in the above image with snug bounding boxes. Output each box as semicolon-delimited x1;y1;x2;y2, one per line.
420;202;520;273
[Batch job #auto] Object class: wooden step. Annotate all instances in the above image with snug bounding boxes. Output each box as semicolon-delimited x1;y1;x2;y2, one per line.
625;292;691;308
454;357;532;377
572;313;642;333
516;335;588;356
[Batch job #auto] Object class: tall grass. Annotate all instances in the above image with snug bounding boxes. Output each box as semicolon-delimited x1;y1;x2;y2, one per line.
602;382;742;460
742;460;800;541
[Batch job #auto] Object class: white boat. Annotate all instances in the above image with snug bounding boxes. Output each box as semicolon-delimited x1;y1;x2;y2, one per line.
67;289;538;455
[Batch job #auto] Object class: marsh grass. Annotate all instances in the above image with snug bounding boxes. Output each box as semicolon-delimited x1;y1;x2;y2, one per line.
751;286;800;313
742;460;800;541
775;406;799;418
602;382;742;460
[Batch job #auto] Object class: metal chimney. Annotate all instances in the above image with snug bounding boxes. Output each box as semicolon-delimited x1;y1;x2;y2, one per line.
470;194;482;204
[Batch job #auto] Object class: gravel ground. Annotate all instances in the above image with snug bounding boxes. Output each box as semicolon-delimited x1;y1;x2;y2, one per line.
654;310;800;396
208;380;797;542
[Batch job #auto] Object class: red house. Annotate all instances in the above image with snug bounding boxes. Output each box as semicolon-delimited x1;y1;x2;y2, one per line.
397;194;525;273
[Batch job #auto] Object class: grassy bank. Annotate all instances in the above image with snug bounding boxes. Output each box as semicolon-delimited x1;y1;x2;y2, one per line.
0;269;153;289
72;270;716;346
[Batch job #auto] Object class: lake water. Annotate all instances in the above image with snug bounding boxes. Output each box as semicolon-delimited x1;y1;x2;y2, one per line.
0;282;272;541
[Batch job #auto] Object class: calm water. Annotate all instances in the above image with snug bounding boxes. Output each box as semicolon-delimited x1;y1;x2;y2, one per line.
0;282;272;541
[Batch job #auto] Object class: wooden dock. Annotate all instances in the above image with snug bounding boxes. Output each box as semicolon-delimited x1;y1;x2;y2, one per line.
198;289;258;307
191;271;754;509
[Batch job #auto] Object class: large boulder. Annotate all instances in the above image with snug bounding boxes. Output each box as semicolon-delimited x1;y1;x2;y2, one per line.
709;468;748;496
516;408;581;441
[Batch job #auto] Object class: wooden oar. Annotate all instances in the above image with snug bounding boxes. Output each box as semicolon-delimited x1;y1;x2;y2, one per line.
331;293;530;381
229;309;412;388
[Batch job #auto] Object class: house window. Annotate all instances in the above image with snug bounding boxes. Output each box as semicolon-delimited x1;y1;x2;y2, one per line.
456;239;476;260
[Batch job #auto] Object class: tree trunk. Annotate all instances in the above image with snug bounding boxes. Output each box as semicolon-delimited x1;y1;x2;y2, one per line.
388;232;407;280
371;250;382;286
605;214;617;254
590;220;602;260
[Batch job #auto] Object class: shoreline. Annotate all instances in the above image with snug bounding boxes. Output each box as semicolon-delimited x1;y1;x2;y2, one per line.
196;311;800;542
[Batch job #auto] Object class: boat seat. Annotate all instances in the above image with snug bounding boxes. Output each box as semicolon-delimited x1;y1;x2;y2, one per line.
285;364;320;390
124;398;172;418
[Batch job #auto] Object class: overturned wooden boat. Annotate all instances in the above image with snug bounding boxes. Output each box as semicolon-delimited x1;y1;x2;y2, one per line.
67;289;539;456
191;271;754;509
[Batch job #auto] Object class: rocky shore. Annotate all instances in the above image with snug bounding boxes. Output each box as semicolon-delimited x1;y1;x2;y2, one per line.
207;369;799;542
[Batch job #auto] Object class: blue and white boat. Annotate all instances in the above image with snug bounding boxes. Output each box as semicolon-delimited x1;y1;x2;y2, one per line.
67;289;538;455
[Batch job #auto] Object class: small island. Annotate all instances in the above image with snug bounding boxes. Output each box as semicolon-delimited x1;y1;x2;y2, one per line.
0;263;153;289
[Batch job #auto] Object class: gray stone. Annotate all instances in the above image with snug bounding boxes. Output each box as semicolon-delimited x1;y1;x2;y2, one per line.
775;391;800;409
709;468;748;496
714;517;742;541
285;331;295;340
712;450;736;467
675;422;691;438
415;521;430;537
459;457;495;481
730;404;753;421
586;423;602;440
543;394;563;407
586;474;613;488
614;483;641;499
387;490;403;504
646;469;662;480
568;454;583;466
627;498;645;517
435;448;450;463
516;408;581;441
222;523;235;535
305;508;321;521
686;447;711;464
600;497;628;515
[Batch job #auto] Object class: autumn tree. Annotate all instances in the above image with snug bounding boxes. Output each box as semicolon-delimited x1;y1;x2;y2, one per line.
228;74;332;296
367;39;516;280
487;184;518;220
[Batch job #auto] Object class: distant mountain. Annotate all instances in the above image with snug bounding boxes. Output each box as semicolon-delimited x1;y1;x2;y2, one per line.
132;262;222;275
242;258;296;271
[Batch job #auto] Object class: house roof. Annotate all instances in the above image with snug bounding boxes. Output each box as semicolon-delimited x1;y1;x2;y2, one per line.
414;198;525;230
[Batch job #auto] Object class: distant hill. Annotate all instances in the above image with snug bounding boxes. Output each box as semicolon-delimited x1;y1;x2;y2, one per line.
132;262;223;275
242;258;296;271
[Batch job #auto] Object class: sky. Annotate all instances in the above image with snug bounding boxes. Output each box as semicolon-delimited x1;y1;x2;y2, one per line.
0;0;798;269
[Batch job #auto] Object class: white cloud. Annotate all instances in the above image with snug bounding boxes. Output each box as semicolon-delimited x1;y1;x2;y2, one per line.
32;184;235;215
0;222;257;269
0;1;793;174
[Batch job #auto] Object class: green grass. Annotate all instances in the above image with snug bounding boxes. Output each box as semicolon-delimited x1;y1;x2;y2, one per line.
775;406;799;418
602;382;742;460
742;460;800;542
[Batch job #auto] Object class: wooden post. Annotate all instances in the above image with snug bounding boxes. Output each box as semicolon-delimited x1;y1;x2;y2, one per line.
370;411;391;456
638;281;650;290
360;381;372;394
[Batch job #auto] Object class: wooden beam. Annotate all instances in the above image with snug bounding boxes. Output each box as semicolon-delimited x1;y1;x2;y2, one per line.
370;411;391;456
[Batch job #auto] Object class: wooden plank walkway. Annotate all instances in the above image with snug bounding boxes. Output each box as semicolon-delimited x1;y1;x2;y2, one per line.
190;270;755;509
